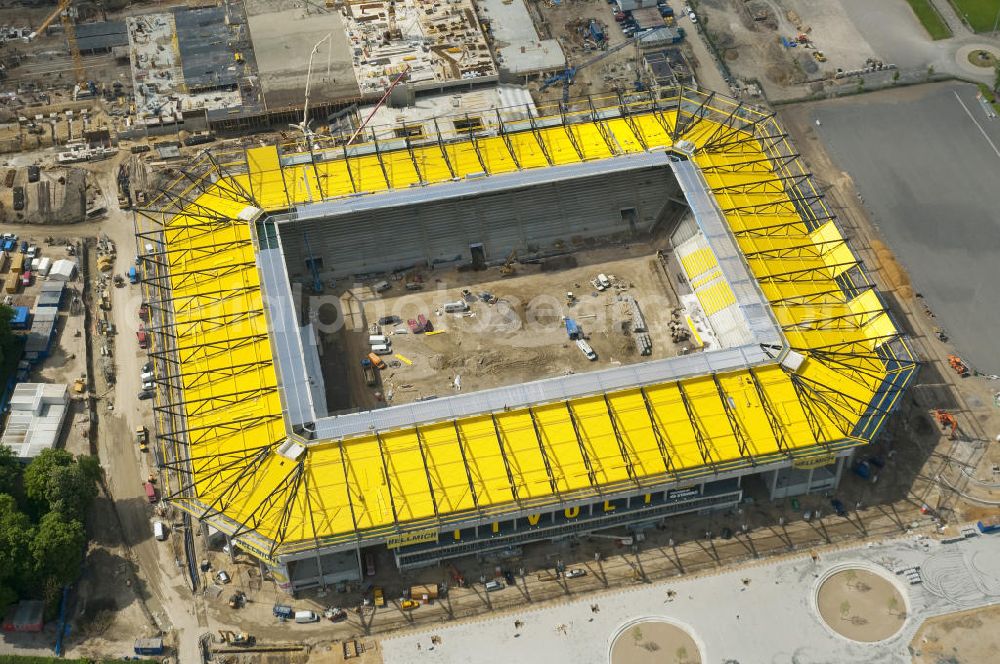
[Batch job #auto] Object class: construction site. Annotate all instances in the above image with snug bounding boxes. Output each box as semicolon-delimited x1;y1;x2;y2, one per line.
132;85;916;595
325;246;691;411
2;0;1000;662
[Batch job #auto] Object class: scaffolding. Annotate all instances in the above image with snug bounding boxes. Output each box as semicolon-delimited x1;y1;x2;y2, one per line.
135;86;917;563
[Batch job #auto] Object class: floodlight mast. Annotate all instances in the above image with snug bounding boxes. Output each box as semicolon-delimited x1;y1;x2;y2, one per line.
292;33;333;143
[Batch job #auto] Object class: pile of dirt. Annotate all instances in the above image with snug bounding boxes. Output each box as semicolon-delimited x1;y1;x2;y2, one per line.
870;239;912;298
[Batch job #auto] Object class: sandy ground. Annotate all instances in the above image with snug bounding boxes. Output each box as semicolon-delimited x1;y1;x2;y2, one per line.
817;569;906;642
610;620;701;664
324;244;684;410
910;604;1000;663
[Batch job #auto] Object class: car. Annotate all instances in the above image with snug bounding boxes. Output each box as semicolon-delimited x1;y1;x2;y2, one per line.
688;10;697;22
502;570;515;585
564;569;587;579
720;527;733;540
377;315;401;326
26;245;37;258
215;570;231;584
485;579;504;592
831;498;848;517
137;389;154;400
19;240;28;253
142;362;152;374
141;380;155;391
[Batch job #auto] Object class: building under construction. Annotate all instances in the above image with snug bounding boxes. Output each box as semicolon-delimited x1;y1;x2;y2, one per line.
136;88;916;593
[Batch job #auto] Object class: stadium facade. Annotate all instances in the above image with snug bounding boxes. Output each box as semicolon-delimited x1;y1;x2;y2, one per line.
137;88;916;593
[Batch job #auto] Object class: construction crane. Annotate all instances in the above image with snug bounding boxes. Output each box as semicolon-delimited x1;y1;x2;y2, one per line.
345;64;411;147
540;33;643;104
28;0;85;84
291;32;333;145
303;230;323;294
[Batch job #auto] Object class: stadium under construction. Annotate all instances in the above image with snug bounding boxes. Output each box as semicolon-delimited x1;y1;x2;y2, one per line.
136;88;917;593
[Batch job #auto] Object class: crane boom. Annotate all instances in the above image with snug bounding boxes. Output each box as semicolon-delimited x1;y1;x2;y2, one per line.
345;65;411;147
28;0;71;41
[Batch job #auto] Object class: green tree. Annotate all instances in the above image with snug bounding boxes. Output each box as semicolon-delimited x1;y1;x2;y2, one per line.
44;457;101;519
23;450;101;517
0;493;36;597
0;445;21;496
31;511;86;586
23;449;74;504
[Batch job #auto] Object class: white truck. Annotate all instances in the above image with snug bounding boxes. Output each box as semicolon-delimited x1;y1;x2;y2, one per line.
576;339;597;361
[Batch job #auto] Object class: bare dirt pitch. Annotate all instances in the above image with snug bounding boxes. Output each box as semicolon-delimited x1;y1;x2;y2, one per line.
319;242;688;410
611;619;701;664
910;604;1000;664
817;568;906;642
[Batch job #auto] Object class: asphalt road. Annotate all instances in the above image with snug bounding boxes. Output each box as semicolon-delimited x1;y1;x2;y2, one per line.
811;82;1000;374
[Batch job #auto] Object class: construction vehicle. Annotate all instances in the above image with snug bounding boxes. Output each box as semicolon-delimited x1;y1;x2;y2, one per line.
400;599;419;610
499;249;517;276
541;33;644;103
408;584;440;602
934;409;959;440
947;354;970;377
218;630;255;647
360;358;377;386
373;586;386;608
324;606;347;622
135;426;148;452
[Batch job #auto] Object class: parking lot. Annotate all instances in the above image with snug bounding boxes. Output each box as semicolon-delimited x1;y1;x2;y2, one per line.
806;82;1000;374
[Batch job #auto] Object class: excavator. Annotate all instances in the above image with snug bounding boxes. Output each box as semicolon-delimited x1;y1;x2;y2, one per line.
499;250;517;277
218;630;255;647
934;409;959;440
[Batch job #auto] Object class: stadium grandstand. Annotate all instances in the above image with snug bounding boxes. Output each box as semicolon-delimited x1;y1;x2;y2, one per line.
136;87;916;593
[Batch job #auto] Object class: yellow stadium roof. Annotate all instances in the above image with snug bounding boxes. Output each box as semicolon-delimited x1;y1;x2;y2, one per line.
139;88;915;562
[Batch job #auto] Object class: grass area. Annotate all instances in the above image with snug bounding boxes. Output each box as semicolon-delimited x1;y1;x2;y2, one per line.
951;0;1000;32
977;83;1000;113
907;0;954;39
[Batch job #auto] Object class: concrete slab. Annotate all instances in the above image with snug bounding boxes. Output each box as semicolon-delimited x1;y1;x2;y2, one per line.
246;4;360;110
381;532;1000;663
810;82;1000;374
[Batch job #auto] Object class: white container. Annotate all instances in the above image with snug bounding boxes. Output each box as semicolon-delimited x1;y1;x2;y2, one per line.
153;521;167;541
371;344;392;355
368;335;388;345
294;610;319;623
443;300;469;313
